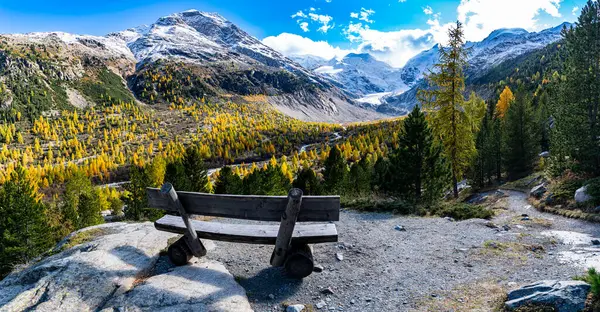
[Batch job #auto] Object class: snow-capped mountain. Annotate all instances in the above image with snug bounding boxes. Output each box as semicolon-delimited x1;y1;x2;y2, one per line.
305;53;409;100
296;22;570;109
0;10;385;122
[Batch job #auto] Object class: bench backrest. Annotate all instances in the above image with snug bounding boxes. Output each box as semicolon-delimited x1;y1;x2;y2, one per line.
146;188;340;222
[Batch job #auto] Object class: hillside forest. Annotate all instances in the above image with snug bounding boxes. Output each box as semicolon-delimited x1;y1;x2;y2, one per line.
1;1;600;279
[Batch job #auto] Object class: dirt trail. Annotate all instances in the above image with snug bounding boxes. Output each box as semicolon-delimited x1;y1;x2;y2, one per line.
205;190;600;311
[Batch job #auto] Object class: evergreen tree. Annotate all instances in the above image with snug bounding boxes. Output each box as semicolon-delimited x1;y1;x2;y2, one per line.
124;165;163;221
293;168;323;195
322;146;348;195
372;157;391;192
164;160;188;191
553;1;600;174
77;192;104;229
182;146;209;192
348;157;371;196
214;166;243;194
504;87;538;179
420;21;476;198
0;167;52;277
242;164;290;195
390;105;448;203
471;102;496;187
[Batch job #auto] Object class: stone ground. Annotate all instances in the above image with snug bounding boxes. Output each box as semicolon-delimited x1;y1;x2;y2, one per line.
1;190;599;312
206;190;600;311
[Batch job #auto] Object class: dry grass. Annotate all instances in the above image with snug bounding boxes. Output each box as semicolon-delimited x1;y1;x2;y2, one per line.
243;94;268;103
414;281;507;312
476;240;545;262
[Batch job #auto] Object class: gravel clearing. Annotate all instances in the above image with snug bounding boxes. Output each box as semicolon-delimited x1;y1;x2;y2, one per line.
205;190;600;311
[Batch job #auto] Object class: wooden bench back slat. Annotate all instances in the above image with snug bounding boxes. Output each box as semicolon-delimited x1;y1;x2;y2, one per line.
146;188;340;222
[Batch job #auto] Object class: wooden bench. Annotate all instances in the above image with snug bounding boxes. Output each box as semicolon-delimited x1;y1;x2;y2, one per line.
146;183;339;278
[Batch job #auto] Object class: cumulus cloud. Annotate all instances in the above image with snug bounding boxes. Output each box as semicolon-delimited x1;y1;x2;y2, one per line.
291;8;335;33
262;33;351;60
350;8;376;23
275;0;565;68
457;0;562;41
572;6;579;16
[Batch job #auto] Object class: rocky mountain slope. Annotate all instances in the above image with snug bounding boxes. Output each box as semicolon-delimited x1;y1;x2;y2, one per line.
0;10;383;123
293;23;569;111
382;23;570;110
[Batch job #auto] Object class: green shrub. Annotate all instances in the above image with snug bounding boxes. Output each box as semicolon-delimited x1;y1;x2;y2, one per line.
583;268;600;297
585;177;600;206
550;178;585;205
434;203;494;221
341;197;413;214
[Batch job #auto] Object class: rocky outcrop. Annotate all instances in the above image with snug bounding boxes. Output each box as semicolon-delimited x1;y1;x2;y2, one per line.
530;184;547;199
505;280;591;312
575;186;592;204
0;222;251;312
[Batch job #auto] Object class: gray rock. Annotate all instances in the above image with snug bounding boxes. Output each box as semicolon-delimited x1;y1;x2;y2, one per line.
539;151;550;158
394;225;406;231
593;206;600;214
321;287;335;295
336;253;344;261
530;184;547;199
575;185;592;203
521;217;531;221
287;304;305;312
502;225;512;231
485;221;499;229
316;300;327;309
505;280;591;312
0;222;251;312
444;217;455;222
313;264;324;273
268;293;275;300
592;239;600;246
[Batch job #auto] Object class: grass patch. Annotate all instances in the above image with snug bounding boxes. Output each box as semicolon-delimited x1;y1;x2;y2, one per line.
77;67;135;106
433;202;494;220
479;241;545;262
417;281;507;311
503;172;544;192
57;227;110;252
341;197;413;214
511;216;553;228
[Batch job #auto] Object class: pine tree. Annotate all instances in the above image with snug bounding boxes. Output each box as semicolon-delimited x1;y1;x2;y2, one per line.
182;146;209;192
77;192;104;229
293;168;323;195
372;157;391;192
554;1;600;174
0;167;52;277
390;105;448;203
348;157;371;196
504;87;538;179
214;166;243;194
322;146;348;195
420;21;475;198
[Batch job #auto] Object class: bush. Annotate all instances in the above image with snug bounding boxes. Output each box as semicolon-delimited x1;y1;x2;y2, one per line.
341;197;413;214
585;177;600;206
550;178;585;205
434;203;494;221
583;268;600;297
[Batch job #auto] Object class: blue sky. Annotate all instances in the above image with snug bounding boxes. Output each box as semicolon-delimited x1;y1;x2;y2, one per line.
0;0;586;67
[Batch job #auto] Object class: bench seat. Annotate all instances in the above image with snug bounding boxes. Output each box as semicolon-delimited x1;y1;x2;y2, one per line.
155;215;338;245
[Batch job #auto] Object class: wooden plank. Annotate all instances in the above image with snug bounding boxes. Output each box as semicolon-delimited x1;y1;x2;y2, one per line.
161;183;206;257
271;188;303;267
147;188;340;222
154;215;338;245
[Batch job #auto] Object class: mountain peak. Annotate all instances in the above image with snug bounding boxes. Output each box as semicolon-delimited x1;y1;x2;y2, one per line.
485;28;529;41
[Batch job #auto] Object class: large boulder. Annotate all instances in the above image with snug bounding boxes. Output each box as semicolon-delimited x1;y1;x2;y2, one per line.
0;222;252;312
505;280;591;312
575;186;592;203
530;184;547;199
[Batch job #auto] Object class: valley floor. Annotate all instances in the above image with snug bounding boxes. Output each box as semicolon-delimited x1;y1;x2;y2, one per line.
206;190;600;311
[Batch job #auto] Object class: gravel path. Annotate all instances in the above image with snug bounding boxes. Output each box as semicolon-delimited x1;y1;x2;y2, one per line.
206;190;600;311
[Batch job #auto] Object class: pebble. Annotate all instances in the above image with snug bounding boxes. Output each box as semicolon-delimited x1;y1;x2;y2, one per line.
365;298;372;302
521;217;530;221
395;225;406;231
444;217;455;222
286;304;305;312
268;294;275;300
350;299;355;305
316;300;327;309
336;253;344;261
313;265;324;273
592;240;600;246
502;225;511;231
321;287;335;295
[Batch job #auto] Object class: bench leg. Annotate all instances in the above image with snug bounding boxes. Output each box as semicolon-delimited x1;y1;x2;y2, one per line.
284;244;314;279
168;236;192;266
184;232;207;258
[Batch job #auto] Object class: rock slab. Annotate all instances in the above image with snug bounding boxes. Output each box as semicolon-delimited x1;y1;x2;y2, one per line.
575;186;592;203
0;222;251;312
505;280;590;312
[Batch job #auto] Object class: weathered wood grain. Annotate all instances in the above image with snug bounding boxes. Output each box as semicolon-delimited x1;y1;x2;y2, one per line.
147;188;339;222
154;215;338;245
271;188;303;267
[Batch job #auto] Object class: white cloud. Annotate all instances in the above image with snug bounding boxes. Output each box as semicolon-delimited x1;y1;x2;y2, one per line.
457;0;562;41
262;33;351;59
299;22;309;32
350;8;376;24
572;6;579;16
308;12;334;33
277;0;565;68
291;11;306;19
